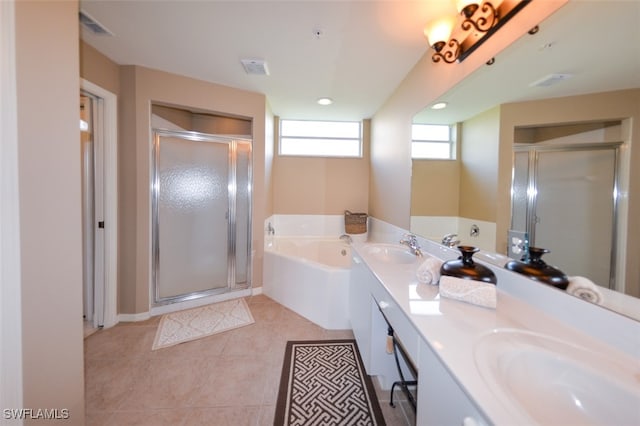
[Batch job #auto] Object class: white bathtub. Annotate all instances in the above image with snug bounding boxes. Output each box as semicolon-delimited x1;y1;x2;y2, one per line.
263;237;352;330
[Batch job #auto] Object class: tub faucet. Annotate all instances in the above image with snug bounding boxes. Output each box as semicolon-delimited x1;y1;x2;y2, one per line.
266;222;275;236
339;234;352;244
441;233;460;248
400;233;422;257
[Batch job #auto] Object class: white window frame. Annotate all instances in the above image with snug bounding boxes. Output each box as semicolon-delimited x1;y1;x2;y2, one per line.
411;123;455;160
279;119;362;158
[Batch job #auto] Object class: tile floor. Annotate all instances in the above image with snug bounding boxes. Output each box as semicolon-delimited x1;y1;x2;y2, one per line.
85;294;415;426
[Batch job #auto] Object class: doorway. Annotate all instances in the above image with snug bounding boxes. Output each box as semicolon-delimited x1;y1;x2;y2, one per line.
80;91;104;334
80;80;118;332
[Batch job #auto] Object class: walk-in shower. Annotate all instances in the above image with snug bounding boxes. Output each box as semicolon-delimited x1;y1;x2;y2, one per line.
151;128;252;307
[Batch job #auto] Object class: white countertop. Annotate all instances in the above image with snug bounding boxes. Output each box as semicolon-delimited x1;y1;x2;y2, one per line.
352;241;640;425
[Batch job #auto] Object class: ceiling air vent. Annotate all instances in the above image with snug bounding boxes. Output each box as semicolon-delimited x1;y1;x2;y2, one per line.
240;59;269;76
79;10;113;36
529;73;573;88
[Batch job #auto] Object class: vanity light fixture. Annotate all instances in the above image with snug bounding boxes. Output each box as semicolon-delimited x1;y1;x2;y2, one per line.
424;0;532;64
317;97;333;106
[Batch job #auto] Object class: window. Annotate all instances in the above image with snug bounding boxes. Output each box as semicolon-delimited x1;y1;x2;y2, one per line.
411;124;455;160
279;119;362;157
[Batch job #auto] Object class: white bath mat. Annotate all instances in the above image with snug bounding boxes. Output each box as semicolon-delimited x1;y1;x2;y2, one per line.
152;298;254;350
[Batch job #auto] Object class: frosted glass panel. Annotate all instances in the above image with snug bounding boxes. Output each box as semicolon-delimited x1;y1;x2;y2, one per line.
234;142;251;285
157;135;229;299
535;149;615;286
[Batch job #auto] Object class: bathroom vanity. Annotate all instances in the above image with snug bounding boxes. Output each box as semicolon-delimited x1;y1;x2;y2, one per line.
349;221;640;425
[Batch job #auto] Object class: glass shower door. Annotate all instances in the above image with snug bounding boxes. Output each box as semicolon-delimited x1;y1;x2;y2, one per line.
153;130;232;303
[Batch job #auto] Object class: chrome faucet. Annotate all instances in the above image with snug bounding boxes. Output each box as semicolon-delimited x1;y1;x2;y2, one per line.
400;233;422;257
441;233;460;248
339;234;352;244
266;222;275;236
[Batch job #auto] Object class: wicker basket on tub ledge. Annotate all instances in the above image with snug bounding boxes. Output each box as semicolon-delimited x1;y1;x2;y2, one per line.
344;210;368;234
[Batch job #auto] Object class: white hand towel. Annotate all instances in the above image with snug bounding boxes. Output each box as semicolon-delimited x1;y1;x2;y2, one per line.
566;276;603;305
439;275;497;309
416;257;443;285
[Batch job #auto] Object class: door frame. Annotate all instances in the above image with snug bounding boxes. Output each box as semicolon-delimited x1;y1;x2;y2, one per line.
80;79;118;328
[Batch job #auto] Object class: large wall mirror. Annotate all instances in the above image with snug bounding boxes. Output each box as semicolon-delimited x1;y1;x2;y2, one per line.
410;1;640;320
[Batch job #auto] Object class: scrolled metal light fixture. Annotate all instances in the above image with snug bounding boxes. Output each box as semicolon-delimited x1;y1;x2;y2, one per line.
425;0;531;64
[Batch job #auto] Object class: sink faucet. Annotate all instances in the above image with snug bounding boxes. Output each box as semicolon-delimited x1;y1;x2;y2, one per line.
441;233;460;248
400;233;422;257
339;234;352;244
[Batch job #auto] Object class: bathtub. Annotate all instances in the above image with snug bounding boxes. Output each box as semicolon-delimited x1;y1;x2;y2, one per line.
263;237;352;330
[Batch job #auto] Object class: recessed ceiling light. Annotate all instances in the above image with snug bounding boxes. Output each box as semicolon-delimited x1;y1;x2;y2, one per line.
431;102;448;110
317;97;333;106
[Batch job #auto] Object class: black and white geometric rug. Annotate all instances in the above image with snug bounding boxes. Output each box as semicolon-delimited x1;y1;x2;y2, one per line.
275;340;386;425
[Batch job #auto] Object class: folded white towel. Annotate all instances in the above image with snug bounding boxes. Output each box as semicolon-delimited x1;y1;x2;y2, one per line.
416;257;443;285
566;276;603;305
439;275;497;309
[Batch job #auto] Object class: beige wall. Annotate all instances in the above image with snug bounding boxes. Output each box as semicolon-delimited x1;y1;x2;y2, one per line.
499;89;640;297
459;106;500;223
80;40;119;95
369;0;567;229
410;160;460;216
16;0;85;423
118;66;267;314
272;118;370;215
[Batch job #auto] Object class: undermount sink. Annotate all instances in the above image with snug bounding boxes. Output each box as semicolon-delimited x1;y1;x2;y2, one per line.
363;243;419;265
474;328;640;425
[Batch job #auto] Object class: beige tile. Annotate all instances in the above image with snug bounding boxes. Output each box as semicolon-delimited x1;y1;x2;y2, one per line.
85;411;113;426
222;322;287;357
150;330;230;359
85;324;156;359
118;355;208;410
182;406;261;426
104;409;189;426
85;357;149;412
257;405;276;426
187;355;270;407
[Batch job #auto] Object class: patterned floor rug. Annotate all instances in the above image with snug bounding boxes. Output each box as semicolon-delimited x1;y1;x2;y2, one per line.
152;298;254;350
275;340;386;425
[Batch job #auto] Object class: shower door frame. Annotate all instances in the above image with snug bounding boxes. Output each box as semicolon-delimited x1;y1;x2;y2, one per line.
512;142;620;289
151;129;252;306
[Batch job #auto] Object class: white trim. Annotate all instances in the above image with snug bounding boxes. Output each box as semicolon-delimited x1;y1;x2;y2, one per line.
119;289;257;322
81;79;118;329
117;312;152;323
150;289;253;317
0;0;24;419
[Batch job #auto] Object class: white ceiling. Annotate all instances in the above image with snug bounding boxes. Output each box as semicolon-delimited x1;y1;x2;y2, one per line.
79;1;640;123
79;0;456;121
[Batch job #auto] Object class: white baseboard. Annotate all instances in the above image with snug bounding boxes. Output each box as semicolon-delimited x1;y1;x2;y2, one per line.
118;312;151;323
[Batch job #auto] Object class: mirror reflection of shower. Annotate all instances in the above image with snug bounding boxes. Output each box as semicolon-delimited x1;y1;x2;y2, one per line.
511;121;622;292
